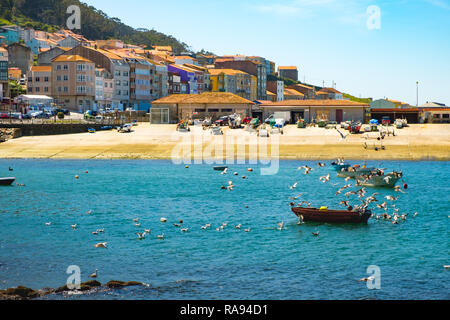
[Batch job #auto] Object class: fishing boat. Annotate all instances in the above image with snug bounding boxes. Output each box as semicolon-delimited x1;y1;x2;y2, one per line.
331;161;351;171
0;177;16;186
292;206;372;224
358;171;403;188
214;166;228;171
337;165;376;178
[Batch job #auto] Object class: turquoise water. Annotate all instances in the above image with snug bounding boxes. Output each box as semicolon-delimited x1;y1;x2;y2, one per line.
0;159;448;300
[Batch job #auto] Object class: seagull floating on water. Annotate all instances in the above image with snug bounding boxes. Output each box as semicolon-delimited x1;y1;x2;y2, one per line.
95;242;108;249
89;269;98;278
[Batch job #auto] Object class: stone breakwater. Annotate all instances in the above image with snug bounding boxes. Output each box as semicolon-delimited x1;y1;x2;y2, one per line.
0;280;144;300
0;128;22;142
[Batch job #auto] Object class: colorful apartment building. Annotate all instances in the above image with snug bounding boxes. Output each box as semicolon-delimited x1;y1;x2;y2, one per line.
94;68;114;110
215;60;267;100
0;47;9;99
64;46;131;110
27;66;52;95
51;55;96;112
0;26;20;45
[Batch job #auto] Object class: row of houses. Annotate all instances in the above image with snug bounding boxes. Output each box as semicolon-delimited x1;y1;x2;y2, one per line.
1;24;448;121
150;92;450;125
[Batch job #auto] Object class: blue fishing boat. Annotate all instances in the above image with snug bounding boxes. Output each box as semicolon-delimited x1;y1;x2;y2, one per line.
331;161;351;171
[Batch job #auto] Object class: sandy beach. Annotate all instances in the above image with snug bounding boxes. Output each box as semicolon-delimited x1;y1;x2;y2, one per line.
0;123;449;161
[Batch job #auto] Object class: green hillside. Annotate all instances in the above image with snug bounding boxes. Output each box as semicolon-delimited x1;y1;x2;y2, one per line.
0;0;189;53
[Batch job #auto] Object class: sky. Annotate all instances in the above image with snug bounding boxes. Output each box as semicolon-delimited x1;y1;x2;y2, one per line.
81;0;450;105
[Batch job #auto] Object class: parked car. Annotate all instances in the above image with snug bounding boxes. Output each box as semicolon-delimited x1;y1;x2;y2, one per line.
55;108;70;116
215;116;230;126
118;124;133;133
242;117;253;125
0;113;10;119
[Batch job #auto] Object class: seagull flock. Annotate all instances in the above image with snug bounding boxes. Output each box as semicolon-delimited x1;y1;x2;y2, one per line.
36;160;441;284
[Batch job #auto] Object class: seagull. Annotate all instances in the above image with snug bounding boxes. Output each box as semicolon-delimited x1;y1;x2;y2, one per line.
312;231;320;237
87;210;93;215
45;222;52;226
144;229;151;234
157;234;165;240
89;269;98;278
394;186;406;193
136;232;146;240
245;228;251;233
317;162;326;168
444;265;450;269
384;176;393;184
227;181;235;191
340;201;350;207
201;225;207;230
71;224;78;229
290;182;298;190
299;166;313;175
336;128;349;140
160;218;167;223
97;229;105;233
92;231;98;235
181;228;189;233
277;222;285;231
221;168;228;175
133;218;140;223
205;224;212;228
173;224;181;228
319;174;330;183
290;193;304;201
386;195;399;201
359;276;376;282
377;202;388;210
134;223;141;227
8;167;13;171
94;242;108;249
414;212;419;217
235;224;242;230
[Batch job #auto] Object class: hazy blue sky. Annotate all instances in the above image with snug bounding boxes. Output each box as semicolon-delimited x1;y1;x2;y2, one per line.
82;0;450;105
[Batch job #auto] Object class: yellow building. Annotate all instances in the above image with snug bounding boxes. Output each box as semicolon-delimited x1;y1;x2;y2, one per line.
8;67;21;81
208;68;255;101
250;75;257;101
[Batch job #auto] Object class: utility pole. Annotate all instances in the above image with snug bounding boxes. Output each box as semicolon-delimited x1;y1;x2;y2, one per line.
416;81;419;107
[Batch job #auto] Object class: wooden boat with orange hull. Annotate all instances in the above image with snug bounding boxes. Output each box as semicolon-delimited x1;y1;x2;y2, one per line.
292;207;372;224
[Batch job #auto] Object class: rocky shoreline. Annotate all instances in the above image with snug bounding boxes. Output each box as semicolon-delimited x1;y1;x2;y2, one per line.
0;280;144;300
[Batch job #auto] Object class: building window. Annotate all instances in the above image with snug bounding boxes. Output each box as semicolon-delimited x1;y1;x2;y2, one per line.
64;87;68;92
64;65;68;70
208;109;219;113
57;65;61;70
44;87;49;92
443;114;449;119
28;87;32;92
64;75;68;81
44;77;49;82
221;109;232;113
35;77;40;82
